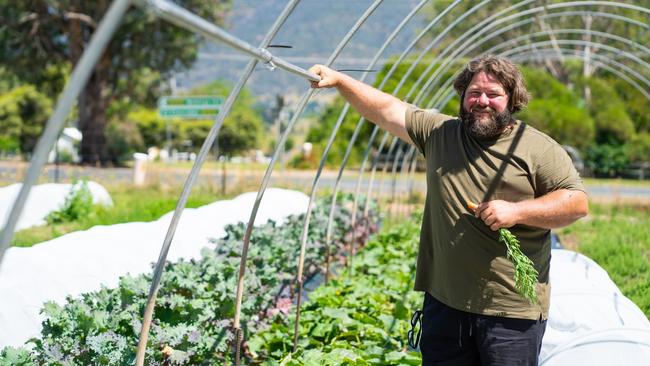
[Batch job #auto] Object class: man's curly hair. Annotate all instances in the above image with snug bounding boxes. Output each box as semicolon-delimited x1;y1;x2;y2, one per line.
453;55;531;114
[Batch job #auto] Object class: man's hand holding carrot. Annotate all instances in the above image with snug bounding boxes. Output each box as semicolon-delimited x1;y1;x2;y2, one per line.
467;200;520;231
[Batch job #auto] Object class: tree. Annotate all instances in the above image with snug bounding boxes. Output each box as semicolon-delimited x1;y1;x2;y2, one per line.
0;0;230;165
0;85;53;156
519;67;595;150
189;80;263;158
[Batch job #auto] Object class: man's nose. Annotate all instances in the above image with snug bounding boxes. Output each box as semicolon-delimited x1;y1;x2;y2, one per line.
477;93;490;106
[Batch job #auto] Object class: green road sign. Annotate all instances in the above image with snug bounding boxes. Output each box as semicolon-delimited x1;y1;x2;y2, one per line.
158;95;223;119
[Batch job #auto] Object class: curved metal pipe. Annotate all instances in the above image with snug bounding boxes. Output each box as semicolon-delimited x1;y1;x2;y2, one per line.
134;2;304;365
393;47;650;216
342;0;490;235
0;0;132;269
412;1;650;106
389;46;650;215
288;0;384;351
426;36;650;111
134;0;320;82
426;26;650;107
382;7;648;214
307;0;429;282
322;0;464;279
390;44;649;219
427;41;650;112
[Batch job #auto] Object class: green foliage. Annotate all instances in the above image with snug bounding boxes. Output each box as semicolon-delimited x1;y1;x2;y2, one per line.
498;228;539;304
578;77;636;145
1;194;379;365
124;107;167;149
520;100;594;151
305;97;372;167
106;118;145;165
249;215;422;364
0;0;231;164
610;77;650;134
585;144;630;178
45;181;94;225
628;133;650;163
0;66;20;94
0;347;35;366
0;85;52;156
190;81;263;157
121;80;264;158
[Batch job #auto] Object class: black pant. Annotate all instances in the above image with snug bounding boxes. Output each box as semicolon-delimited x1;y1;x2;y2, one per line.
420;292;546;366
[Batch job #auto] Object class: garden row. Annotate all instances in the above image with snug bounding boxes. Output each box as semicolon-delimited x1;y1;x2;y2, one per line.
247;214;423;365
0;194;378;365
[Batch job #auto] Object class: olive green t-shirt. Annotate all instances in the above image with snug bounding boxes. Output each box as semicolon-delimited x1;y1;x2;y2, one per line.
405;107;586;320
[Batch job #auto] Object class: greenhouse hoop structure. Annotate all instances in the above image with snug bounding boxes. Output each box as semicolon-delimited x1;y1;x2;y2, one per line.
0;0;648;364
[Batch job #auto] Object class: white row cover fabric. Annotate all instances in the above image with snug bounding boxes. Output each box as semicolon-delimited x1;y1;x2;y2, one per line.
0;181;113;231
541;328;650;365
542;249;650;364
0;188;308;348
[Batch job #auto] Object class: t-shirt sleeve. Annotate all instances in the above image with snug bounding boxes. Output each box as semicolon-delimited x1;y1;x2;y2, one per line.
534;142;586;196
405;106;451;157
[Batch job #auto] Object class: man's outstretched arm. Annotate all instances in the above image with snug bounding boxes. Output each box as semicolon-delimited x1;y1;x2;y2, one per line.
309;64;413;144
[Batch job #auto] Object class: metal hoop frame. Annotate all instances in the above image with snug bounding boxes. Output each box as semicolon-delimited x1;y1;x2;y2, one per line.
0;1;648;363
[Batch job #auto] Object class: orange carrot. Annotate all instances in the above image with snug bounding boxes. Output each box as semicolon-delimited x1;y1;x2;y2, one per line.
466;200;479;212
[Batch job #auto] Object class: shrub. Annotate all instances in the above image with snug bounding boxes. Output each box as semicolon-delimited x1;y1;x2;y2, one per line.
627;132;650;163
127;107;167;148
520;99;594;151
45;181;94;224
585;144;629;178
0;85;52;156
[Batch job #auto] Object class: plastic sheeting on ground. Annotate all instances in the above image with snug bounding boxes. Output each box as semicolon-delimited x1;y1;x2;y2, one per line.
0;188;309;348
0;181;113;231
541;249;650;364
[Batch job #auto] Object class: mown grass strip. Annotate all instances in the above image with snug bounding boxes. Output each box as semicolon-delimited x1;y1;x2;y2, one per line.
11;184;225;247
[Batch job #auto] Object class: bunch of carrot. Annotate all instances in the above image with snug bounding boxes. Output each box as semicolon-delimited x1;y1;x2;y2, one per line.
467;201;539;304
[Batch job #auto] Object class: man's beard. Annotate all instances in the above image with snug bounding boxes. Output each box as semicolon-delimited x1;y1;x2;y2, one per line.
459;104;513;140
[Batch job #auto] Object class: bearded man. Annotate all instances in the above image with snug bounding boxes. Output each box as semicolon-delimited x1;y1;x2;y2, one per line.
309;55;588;366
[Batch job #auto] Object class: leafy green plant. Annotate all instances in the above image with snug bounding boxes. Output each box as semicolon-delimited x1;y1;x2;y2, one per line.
45;180;94;224
1;194;379;365
248;214;422;365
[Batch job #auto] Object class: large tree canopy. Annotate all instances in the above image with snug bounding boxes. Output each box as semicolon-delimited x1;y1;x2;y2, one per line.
0;0;231;165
